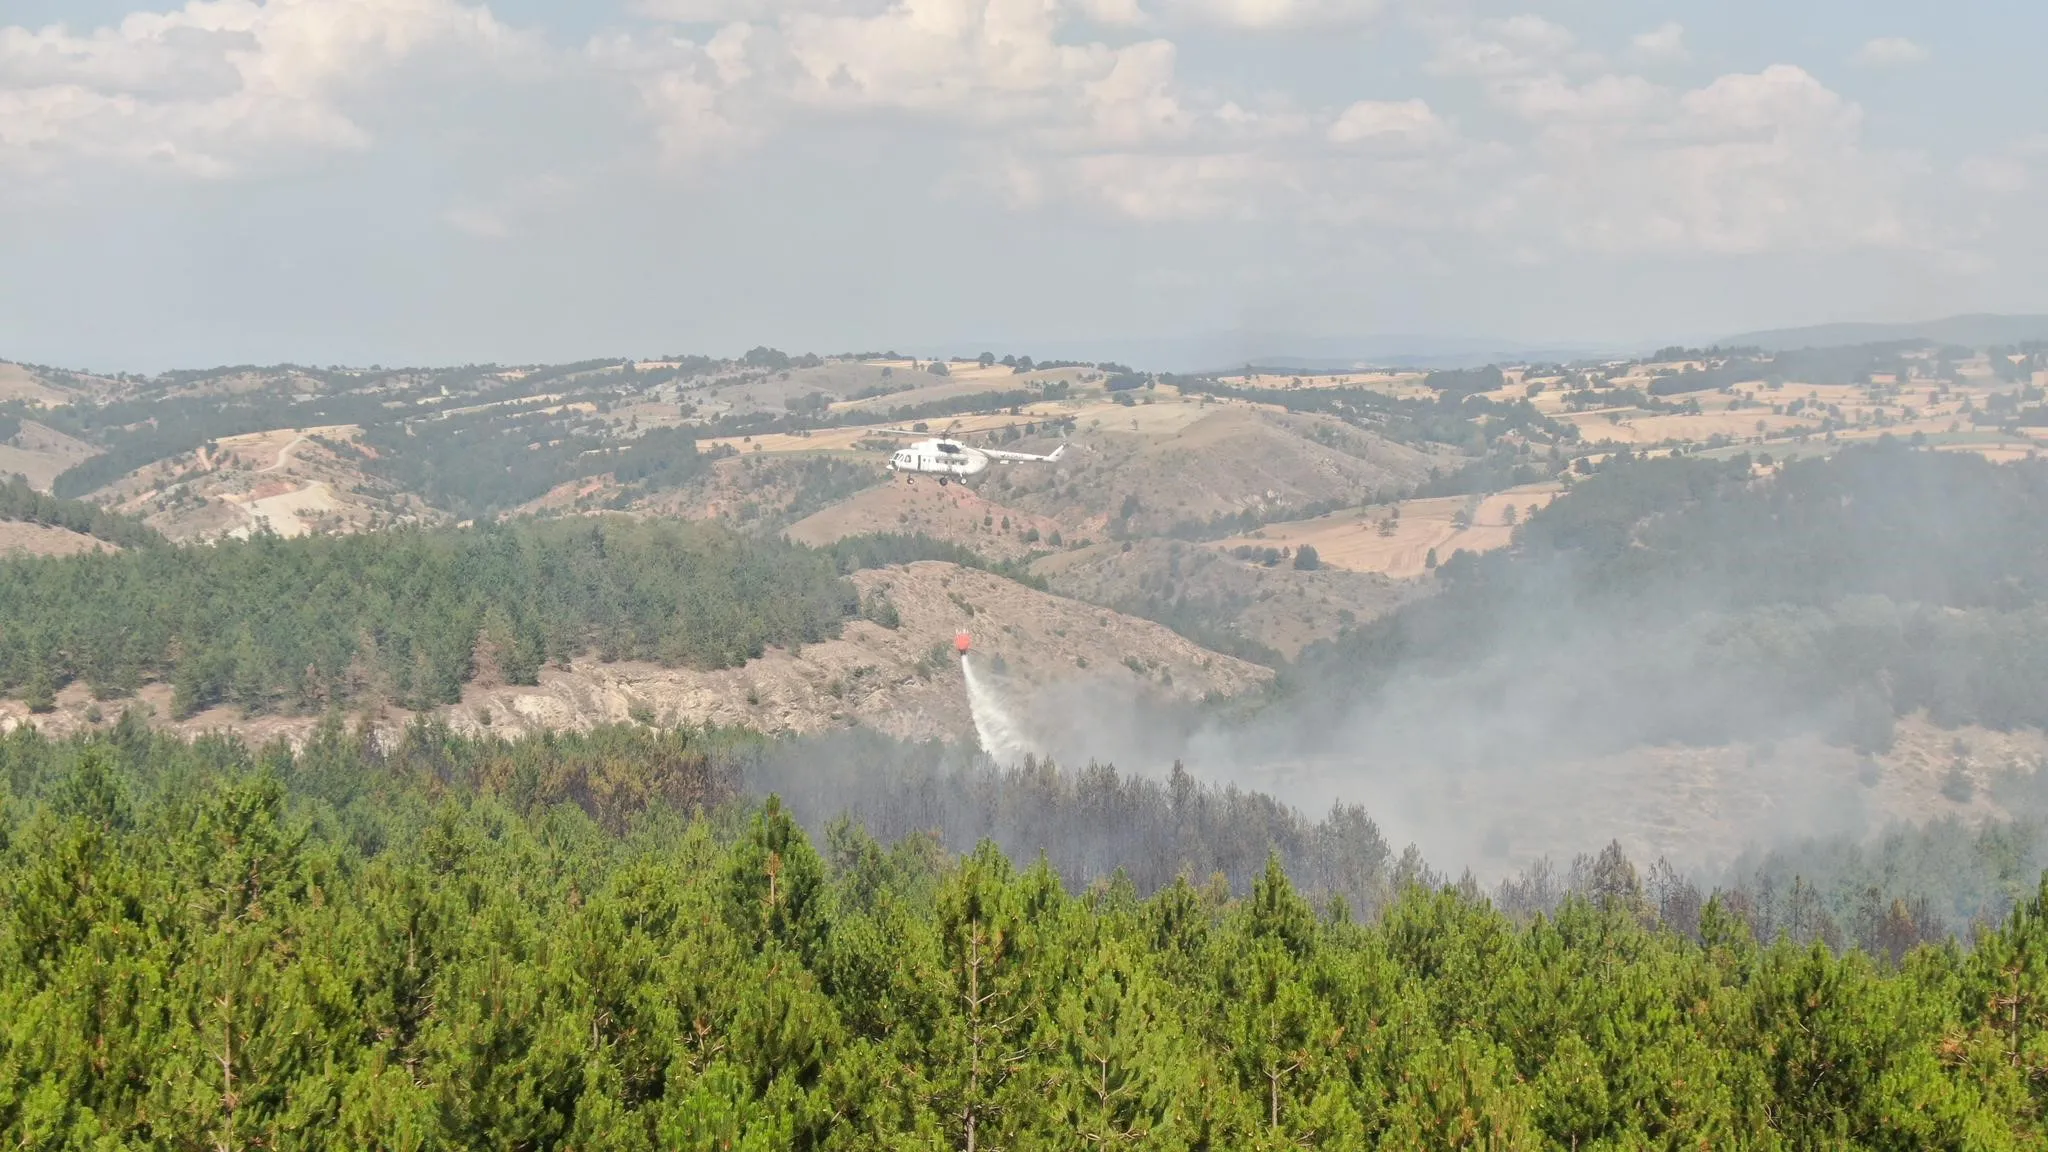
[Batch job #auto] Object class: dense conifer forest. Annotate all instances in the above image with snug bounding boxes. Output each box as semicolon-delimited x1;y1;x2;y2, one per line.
0;475;163;549
0;516;1087;720
0;518;857;715
1;719;2044;1148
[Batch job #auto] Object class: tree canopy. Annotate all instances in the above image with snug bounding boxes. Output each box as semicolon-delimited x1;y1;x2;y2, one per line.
0;474;163;549
0;719;2042;1149
0;517;856;715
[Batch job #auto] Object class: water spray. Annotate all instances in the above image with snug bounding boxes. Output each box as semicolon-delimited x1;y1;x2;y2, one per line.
957;631;1035;765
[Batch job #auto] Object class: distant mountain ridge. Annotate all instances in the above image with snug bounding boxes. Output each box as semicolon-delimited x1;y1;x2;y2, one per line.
973;332;1617;373
1720;313;2048;352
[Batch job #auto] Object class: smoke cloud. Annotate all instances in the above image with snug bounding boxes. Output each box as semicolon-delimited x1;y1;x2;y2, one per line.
962;448;2048;887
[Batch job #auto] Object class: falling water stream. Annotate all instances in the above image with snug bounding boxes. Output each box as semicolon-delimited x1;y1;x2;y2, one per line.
960;652;1035;765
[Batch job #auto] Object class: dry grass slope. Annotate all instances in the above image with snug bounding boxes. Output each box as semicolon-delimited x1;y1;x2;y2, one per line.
785;481;1065;561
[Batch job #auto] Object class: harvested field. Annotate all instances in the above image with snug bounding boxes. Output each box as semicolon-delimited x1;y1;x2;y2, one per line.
1567;410;1818;444
1063;395;1223;436
1212;484;1561;579
833;373;1030;412
1226;372;1430;398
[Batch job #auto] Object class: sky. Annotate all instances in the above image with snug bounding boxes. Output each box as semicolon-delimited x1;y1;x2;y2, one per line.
1;0;2043;372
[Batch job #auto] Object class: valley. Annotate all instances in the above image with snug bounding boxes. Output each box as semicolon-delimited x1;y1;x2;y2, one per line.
2;339;2047;873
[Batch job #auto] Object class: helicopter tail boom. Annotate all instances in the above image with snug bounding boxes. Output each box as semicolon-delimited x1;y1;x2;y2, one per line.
979;443;1066;463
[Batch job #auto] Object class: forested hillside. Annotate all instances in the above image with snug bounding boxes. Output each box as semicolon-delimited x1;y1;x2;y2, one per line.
0;518;856;716
1293;443;2048;751
0;474;161;549
358;417;721;520
1;721;2044;1148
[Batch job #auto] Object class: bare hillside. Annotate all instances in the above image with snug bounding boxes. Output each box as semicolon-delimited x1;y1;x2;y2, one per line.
0;365;80;407
0;362;125;406
0;521;118;558
94;426;438;540
831;363;1043;412
785;480;1067;560
987;407;1441;536
0;422;99;491
444;562;1268;744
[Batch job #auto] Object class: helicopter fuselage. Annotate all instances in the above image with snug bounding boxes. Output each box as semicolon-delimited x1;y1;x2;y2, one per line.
889;439;988;482
885;437;1064;483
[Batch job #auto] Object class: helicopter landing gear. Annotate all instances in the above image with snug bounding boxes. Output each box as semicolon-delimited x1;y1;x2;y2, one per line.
937;476;950;486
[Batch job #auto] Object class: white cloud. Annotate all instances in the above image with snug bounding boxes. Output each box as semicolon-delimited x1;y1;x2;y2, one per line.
1160;0;1379;31
1070;0;1150;27
1962;155;2029;195
1379;9;1915;261
0;0;1955;266
1854;36;1927;67
776;0;1123;122
1628;21;1686;63
1493;71;1665;124
1328;98;1445;147
585;20;773;162
600;2;1928;256
0;0;531;180
609;0;1292;215
1514;65;1904;256
631;0;784;20
1049;151;1267;220
1429;15;1578;79
1962;134;2048;195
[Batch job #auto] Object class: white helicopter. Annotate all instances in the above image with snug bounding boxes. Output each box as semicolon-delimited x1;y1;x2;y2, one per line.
881;429;1066;485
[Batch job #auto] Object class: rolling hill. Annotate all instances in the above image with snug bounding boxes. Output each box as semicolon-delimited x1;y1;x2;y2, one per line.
785;480;1064;561
984;405;1442;538
4;340;2045;808
1720;313;2048;352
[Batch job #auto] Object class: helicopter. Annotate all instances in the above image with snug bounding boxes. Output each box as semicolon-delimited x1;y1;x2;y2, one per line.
882;430;1066;485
